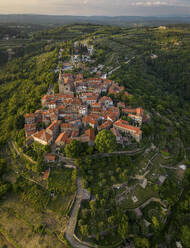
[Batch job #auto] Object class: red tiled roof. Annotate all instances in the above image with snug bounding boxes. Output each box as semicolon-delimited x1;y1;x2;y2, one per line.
46;120;60;131
82;115;98;125
24;123;36;130
99;96;113;103
61;123;73;129
91;102;101;107
89;114;101;119
98;120;113;130
114;119;129;127
55;131;71;144
87;78;102;82
86;96;98;101
104;112;118;122
25;113;35;118
48;100;56;105
32;129;52;143
114;120;142;135
43;168;50;180
136;107;144;116
73;98;82;105
123;108;137;114
71;129;79;137
76;73;83;79
44;153;56;161
123;107;144;116
103;79;113;84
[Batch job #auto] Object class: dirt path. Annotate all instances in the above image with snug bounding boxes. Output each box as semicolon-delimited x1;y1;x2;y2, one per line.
144;151;159;171
90;147;144;158
137;197;166;210
108;57;135;75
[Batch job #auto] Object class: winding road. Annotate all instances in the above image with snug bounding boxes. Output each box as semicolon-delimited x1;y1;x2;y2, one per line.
65;177;92;248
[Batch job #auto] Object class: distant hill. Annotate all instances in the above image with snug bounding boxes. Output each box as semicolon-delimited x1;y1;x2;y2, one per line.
0;14;190;26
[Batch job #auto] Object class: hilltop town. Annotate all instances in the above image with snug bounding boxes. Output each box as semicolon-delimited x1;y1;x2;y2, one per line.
1;22;190;248
24;72;146;156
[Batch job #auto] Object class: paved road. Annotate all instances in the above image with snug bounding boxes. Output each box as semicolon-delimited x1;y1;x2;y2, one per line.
65;177;92;248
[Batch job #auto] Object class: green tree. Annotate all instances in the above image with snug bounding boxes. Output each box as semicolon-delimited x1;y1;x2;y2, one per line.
108;216;115;226
14;115;25;130
80;224;88;236
95;129;117;153
0;184;10;199
181;225;190;248
152;216;159;230
64;140;82;158
0;159;6;175
89;200;96;216
118;214;128;240
135;237;150;248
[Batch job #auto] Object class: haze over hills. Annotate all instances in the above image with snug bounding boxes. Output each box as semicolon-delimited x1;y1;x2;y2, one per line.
0;14;190;26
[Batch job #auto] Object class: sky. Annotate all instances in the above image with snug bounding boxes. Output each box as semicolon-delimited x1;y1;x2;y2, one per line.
0;0;190;16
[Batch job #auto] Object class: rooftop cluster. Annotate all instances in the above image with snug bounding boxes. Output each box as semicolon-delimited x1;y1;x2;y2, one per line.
25;73;146;151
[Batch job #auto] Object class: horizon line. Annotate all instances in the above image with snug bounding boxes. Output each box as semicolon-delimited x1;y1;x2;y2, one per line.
0;13;190;17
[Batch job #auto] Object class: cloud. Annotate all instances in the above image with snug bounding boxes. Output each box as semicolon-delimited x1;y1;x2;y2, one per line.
131;1;169;6
130;0;190;7
0;0;189;15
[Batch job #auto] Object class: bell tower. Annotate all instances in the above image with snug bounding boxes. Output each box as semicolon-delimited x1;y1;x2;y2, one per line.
58;71;64;93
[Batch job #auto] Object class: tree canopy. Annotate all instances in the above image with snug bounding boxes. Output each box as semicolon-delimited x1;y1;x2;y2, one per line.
64;139;83;158
95;129;117;153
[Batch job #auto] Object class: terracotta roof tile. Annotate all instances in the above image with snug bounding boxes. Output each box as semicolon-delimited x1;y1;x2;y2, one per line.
114;120;142;135
32;129;52;143
46;120;60;131
98;120;113;130
55;131;71;144
44;153;56;161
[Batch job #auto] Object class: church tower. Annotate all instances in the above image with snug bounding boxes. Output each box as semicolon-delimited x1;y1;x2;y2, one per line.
58;71;65;94
58;71;74;95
